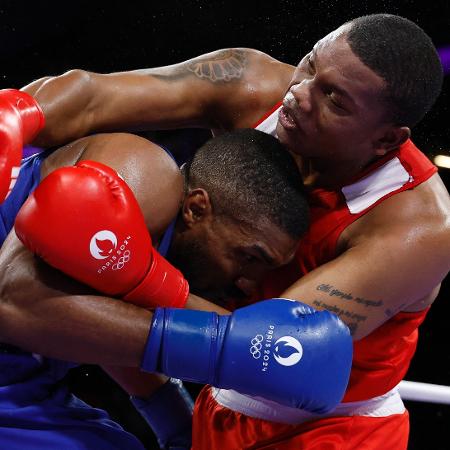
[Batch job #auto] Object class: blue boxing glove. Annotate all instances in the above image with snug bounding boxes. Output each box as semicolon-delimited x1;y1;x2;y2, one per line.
142;299;352;413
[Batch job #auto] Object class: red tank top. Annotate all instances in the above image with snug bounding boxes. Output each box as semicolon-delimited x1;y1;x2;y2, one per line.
254;104;437;402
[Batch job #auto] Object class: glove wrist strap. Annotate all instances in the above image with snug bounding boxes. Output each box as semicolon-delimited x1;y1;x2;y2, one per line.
124;249;189;308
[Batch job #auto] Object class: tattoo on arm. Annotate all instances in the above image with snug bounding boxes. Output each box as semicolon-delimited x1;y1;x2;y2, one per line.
151;49;247;84
186;49;246;82
313;300;367;323
313;299;367;336
316;283;383;307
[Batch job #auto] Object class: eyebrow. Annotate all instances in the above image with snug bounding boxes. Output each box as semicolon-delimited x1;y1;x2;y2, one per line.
249;244;276;265
310;47;357;107
328;84;357;109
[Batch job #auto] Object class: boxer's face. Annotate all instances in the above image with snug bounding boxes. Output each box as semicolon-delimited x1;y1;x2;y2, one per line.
169;204;298;306
276;26;394;164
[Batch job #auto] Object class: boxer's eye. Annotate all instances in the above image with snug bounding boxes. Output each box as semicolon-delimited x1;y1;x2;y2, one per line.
242;253;257;263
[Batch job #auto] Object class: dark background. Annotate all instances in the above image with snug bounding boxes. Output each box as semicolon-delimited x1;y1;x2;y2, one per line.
1;1;448;449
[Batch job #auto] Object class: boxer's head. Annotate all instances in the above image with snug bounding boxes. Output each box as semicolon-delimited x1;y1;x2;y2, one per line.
277;14;443;166
168;129;309;305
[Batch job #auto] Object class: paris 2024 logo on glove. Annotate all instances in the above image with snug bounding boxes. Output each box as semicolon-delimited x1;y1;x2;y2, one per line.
89;229;132;273
89;230;117;259
273;336;303;366
250;328;303;371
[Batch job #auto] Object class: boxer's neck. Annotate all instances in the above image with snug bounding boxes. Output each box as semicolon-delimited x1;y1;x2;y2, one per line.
294;153;382;190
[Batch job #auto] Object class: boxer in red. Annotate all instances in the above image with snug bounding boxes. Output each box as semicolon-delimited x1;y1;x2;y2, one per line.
21;13;450;449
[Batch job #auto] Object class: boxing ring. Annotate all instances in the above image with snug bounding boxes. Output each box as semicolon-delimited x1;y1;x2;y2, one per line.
399;380;450;405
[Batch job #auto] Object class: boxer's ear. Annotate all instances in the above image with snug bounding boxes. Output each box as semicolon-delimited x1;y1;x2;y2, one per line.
182;188;213;227
373;125;410;156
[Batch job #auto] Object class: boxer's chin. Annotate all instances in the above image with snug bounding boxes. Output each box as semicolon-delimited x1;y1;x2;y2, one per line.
276;121;303;156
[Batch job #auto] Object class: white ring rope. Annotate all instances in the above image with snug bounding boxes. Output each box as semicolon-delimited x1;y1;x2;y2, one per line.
399;380;450;404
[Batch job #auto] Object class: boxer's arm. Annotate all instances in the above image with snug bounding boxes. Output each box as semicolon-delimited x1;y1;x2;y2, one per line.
0;231;151;364
0;230;227;364
280;178;450;340
22;49;292;147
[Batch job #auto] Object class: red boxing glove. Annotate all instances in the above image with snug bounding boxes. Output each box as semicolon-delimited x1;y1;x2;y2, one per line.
15;160;189;308
0;89;45;202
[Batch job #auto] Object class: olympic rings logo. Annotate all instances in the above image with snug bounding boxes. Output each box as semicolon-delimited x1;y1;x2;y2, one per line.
112;250;131;270
249;334;264;359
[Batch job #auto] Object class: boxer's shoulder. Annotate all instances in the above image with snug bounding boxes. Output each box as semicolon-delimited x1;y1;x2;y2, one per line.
345;172;450;239
42;132;184;239
340;172;450;280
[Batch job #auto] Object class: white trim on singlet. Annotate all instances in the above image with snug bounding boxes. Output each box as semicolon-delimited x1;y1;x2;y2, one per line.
255;106;281;137
211;385;405;425
254;107;414;215
341;157;412;214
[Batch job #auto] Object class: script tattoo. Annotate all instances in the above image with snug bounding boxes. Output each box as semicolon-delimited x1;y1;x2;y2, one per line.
315;283;383;308
313;299;367;336
186;49;246;82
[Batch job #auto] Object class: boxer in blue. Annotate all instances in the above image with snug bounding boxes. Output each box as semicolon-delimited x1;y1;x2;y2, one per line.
0;127;352;448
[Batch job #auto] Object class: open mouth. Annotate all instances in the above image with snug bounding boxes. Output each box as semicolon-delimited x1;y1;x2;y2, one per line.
278;90;305;132
278;106;298;130
278;105;306;134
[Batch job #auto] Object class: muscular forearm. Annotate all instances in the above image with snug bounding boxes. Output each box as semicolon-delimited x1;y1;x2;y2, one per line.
0;291;152;366
0;290;229;367
18;49;270;148
0;271;228;370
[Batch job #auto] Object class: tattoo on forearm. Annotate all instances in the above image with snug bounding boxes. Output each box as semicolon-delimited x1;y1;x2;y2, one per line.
151;49;247;84
316;283;383;307
313;299;367;322
186;49;246;82
313;299;366;336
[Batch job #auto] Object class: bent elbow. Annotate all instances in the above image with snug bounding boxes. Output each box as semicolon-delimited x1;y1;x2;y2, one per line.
32;69;97;147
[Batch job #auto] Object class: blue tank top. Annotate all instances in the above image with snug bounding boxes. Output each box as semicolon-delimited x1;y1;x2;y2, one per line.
0;150;49;246
0;148;176;449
